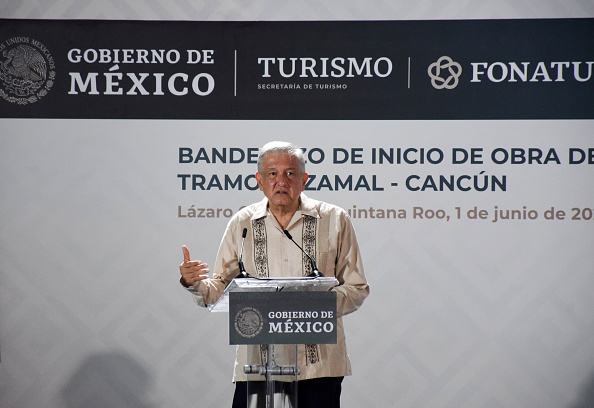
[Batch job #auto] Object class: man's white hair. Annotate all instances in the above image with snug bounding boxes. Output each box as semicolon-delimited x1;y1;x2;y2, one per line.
257;141;306;173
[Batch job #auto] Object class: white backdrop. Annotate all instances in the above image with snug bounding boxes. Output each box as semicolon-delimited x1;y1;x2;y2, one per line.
2;2;594;408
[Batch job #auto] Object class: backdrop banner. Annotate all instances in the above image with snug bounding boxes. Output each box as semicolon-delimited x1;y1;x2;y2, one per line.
1;15;594;408
1;18;593;119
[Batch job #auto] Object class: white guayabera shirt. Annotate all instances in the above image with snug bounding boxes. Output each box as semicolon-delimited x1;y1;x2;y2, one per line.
186;193;369;381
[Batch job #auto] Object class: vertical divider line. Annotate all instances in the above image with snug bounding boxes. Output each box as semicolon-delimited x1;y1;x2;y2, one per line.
408;57;411;89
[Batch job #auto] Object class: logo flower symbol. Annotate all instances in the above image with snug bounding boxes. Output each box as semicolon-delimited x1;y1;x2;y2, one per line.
428;56;462;89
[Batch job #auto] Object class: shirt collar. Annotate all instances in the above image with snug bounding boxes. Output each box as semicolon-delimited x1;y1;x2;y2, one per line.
251;193;320;220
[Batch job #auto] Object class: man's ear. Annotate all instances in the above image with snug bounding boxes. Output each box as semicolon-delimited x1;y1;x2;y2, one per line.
256;172;264;191
301;172;309;187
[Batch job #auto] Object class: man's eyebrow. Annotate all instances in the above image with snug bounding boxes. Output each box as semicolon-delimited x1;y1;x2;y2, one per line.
265;166;298;171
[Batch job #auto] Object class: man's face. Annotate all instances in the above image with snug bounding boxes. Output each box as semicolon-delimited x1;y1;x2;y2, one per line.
256;152;308;211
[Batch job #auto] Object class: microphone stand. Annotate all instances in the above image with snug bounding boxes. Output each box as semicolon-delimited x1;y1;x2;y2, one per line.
283;230;324;278
235;228;252;279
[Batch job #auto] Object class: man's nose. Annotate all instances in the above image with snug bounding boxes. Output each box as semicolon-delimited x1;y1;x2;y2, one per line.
276;172;289;184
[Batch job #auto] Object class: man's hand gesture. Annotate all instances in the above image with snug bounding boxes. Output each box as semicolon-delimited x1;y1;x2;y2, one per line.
179;245;210;287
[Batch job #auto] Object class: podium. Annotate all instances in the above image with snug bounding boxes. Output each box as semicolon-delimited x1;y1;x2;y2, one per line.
209;277;338;408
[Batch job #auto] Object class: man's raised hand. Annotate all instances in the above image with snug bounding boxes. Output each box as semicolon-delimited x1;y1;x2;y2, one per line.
179;245;210;287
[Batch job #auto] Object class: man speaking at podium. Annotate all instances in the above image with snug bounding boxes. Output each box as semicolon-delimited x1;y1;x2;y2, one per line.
179;141;369;407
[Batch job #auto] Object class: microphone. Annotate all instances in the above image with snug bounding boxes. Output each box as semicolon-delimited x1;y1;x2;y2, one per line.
235;228;252;279
283;230;324;278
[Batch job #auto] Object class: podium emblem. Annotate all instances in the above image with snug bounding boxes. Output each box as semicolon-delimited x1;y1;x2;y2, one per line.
234;306;264;338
